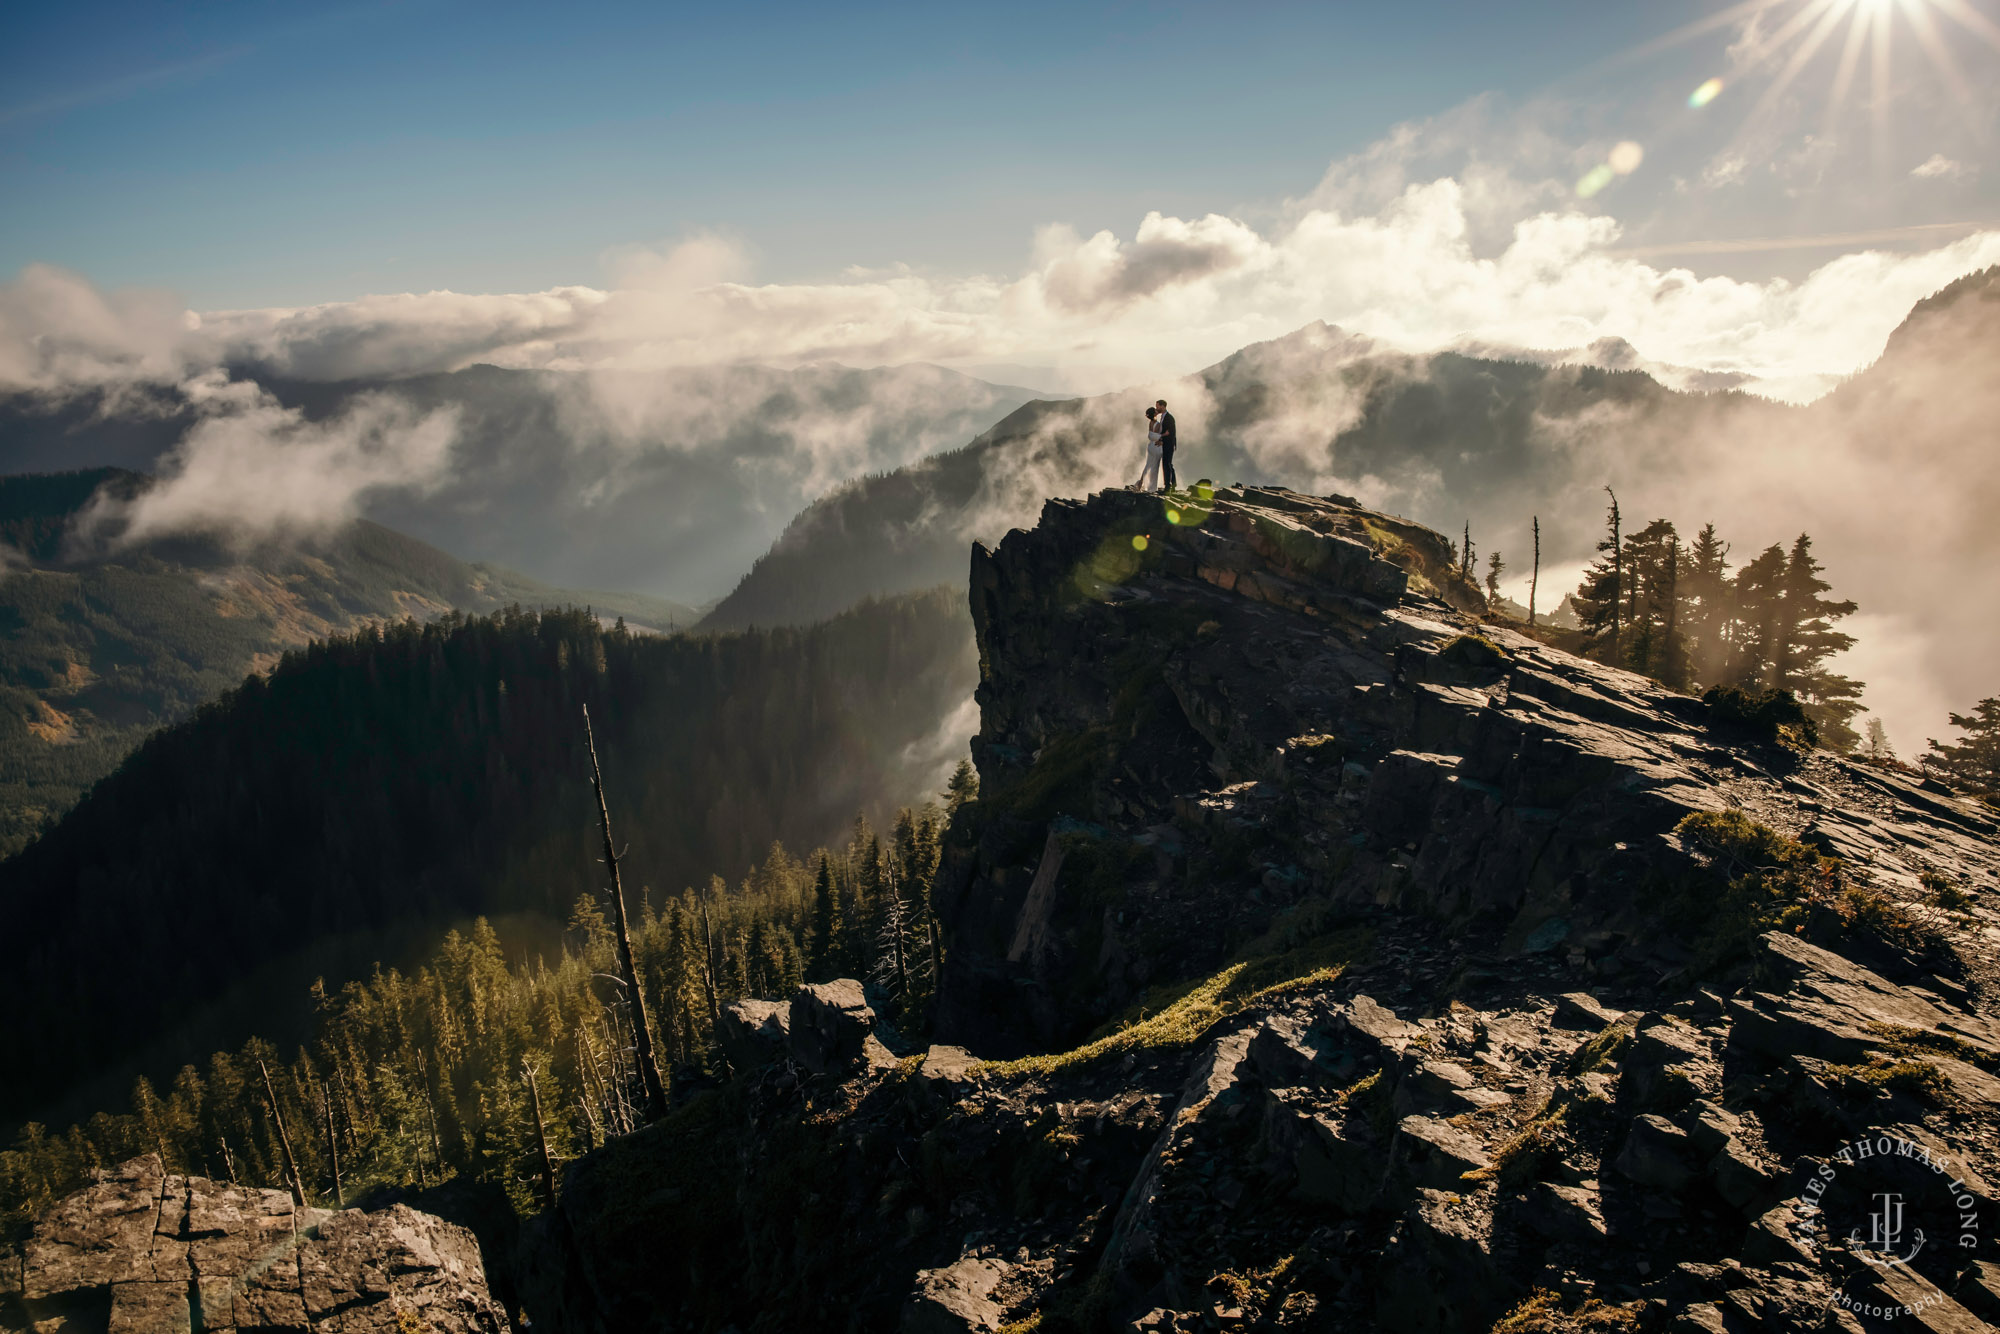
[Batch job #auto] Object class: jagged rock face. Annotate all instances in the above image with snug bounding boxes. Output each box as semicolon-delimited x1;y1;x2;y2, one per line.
0;1157;509;1334
938;485;2000;1053
530;487;2000;1333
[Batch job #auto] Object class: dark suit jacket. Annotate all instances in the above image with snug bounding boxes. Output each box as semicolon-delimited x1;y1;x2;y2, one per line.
1156;411;1176;447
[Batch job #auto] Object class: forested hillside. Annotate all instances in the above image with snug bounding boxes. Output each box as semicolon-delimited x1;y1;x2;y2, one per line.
0;592;977;1128
0;468;695;856
0;787;967;1239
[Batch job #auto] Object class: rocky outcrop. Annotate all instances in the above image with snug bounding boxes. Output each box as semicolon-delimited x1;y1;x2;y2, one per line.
532;487;2000;1332
940;485;1999;1055
1;1156;509;1333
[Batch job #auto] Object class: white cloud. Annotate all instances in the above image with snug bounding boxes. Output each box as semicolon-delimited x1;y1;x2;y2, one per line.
8;101;2000;410
75;371;460;546
1910;153;1972;179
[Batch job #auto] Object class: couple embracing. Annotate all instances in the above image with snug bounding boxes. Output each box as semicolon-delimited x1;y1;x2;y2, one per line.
1133;399;1177;493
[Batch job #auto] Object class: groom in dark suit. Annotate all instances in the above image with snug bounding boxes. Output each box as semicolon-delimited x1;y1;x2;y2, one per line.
1153;400;1177;491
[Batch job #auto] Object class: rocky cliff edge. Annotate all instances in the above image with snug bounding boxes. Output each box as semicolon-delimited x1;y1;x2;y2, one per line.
545;486;2000;1332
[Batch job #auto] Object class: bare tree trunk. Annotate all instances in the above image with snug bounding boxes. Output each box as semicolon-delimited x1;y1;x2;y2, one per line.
218;1135;237;1185
522;1063;559;1212
583;704;669;1120
416;1052;445;1179
319;1087;343;1208
1529;517;1540;628
256;1059;306;1206
696;881;722;1039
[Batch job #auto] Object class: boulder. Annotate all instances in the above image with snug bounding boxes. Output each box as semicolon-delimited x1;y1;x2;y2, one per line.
1681;1099;1741;1156
717;998;791;1072
1328;994;1423;1060
916;1044;983;1098
1613;1114;1696;1192
1264;1094;1384;1212
6;1156;508;1334
1373;1189;1516;1334
902;1254;1009;1334
1391;1115;1491;1190
1553;993;1624;1029
1519;1181;1608;1242
1729;933;2000;1068
1706;1138;1777;1214
788;979;877;1074
1623;1021;1705;1107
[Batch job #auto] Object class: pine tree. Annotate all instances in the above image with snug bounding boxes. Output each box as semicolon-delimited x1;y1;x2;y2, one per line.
1681;523;1731;686
1860;718;1895;762
1772;534;1863;751
1926;698;2000;790
1572;488;1623;664
1484;551;1505;602
808;853;841;980
1723;544;1788;688
944;759;979;814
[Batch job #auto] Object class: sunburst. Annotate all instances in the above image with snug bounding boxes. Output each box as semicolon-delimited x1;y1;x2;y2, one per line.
1632;0;2000;164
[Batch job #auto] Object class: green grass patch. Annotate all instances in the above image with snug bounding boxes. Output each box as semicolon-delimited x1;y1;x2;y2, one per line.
1673;809;1942;966
1464;1098;1569;1188
1825;1055;1952;1106
1569;1021;1634;1076
1491;1289;1642;1333
1863;1022;1999;1074
980;923;1374;1079
1438;633;1509;675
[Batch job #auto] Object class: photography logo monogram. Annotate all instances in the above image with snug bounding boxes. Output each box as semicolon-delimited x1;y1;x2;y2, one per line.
1790;1131;1982;1323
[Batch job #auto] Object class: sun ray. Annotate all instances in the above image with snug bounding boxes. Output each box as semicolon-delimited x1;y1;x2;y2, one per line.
1870;0;1895;168
1744;0;1856;128
1824;0;1874;136
1929;0;2000;53
1599;0;1793;70
1736;0;1844;70
1901;0;1988;129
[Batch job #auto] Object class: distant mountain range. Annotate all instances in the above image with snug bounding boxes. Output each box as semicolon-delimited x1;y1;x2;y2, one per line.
699;328;1784;630
0;468;696;856
699;269;2000;762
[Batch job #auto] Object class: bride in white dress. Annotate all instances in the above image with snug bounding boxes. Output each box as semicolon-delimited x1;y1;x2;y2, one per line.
1134;406;1164;491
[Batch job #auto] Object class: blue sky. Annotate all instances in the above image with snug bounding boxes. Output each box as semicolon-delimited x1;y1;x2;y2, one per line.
14;0;1977;308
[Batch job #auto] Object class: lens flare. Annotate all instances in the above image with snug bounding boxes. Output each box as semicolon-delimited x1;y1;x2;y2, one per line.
1575;164;1617;198
1131;534;1149;551
1607;140;1645;174
1689;76;1724;107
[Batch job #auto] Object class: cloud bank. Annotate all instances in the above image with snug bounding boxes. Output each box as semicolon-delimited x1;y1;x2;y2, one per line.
7;106;2000;407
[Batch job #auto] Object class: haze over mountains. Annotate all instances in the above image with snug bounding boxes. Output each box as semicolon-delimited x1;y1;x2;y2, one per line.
706;268;2000;755
0;362;1037;603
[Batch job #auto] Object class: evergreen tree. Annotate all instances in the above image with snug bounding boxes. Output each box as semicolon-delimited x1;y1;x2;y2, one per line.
1572;488;1623;664
1723;544;1788;688
808;854;841;981
1770;534;1863;751
1681;523;1731;686
1927;698;2000;790
1484;550;1505;602
1860;718;1895;762
944;759;979;815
